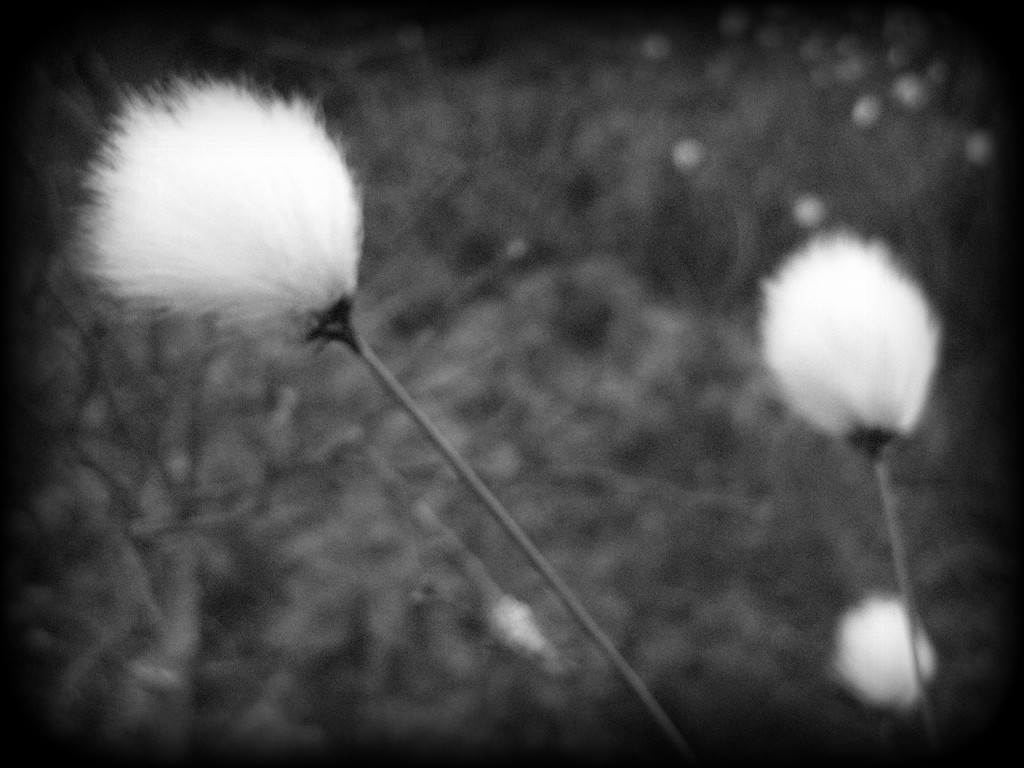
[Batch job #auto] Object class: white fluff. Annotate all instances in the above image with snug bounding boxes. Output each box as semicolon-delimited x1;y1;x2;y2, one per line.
488;595;551;657
834;594;937;711
80;78;362;329
760;231;941;439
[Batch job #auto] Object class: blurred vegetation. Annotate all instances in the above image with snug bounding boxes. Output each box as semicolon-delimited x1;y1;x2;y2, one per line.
5;4;1018;764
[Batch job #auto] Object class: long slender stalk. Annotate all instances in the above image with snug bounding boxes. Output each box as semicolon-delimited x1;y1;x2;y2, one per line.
345;332;697;762
874;457;938;751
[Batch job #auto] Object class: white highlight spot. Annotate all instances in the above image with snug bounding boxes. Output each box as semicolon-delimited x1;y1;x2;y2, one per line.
965;130;995;166
792;194;827;229
851;94;883;128
672;138;706;172
891;73;929;110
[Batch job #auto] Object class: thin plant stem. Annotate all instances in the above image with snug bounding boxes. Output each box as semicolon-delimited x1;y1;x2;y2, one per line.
347;333;698;763
874;456;939;752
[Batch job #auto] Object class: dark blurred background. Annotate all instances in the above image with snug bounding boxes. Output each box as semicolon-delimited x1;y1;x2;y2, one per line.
4;4;1019;764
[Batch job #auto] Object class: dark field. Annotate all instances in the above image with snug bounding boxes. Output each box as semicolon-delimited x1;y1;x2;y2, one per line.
5;5;1019;764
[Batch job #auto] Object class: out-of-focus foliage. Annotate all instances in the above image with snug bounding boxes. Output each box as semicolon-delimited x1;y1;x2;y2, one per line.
6;5;1017;763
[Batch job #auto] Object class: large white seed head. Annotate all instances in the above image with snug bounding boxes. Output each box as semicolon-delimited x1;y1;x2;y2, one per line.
760;231;941;440
834;594;937;711
80;78;362;330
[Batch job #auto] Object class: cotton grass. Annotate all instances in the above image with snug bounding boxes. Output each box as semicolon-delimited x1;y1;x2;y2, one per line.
80;78;361;331
760;230;940;448
834;595;937;711
78;76;695;760
760;230;942;749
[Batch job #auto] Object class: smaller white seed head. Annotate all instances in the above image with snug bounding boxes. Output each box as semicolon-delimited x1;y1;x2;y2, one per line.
834;594;937;711
760;230;941;441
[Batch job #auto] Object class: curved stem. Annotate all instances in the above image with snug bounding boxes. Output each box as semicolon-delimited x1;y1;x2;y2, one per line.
874;457;939;752
348;333;698;762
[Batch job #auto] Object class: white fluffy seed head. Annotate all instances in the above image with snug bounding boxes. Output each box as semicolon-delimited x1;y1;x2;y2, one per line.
834;594;937;711
79;78;362;331
760;230;941;440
